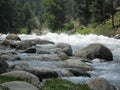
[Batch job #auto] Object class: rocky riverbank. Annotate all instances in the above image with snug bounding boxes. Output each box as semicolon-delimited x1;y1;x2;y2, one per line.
0;34;119;90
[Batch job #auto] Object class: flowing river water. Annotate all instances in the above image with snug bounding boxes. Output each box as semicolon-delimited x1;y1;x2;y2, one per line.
0;32;120;89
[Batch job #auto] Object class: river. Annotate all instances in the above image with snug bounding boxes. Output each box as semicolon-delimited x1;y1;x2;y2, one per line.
1;32;120;89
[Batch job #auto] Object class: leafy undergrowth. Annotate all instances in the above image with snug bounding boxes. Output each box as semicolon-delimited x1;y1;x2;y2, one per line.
0;76;22;84
44;78;93;90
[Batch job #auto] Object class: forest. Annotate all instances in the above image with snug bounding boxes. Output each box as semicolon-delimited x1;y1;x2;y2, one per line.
0;0;120;35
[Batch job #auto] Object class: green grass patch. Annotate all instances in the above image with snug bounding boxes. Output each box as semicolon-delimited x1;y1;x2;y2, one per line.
44;78;93;90
0;76;22;84
0;85;9;90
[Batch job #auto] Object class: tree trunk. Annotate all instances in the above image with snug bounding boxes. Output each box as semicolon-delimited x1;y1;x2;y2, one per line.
111;0;115;28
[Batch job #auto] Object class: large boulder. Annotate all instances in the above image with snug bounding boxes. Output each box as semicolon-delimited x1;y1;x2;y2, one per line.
10;64;58;82
16;39;54;50
55;43;73;56
6;34;21;41
75;43;113;61
1;70;40;85
0;57;9;74
88;78;117;90
1;81;39;90
60;59;94;71
28;67;58;81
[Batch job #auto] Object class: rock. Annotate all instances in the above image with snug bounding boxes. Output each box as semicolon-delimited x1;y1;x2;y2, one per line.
68;68;91;77
16;39;54;50
10;63;30;70
29;67;58;81
6;34;21;41
40;54;60;61
88;78;117;90
61;59;94;71
10;65;58;82
16;41;34;50
37;50;51;54
55;43;73;56
1;81;39;90
1;70;40;85
56;69;73;77
75;43;113;61
1;53;21;61
114;34;120;39
0;40;16;49
22;47;36;53
58;52;69;60
23;39;54;45
0;57;9;74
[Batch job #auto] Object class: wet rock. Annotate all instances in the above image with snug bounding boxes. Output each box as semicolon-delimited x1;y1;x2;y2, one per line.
68;68;91;77
1;53;21;61
37;50;50;54
1;70;40;85
55;43;73;56
16;41;34;50
22;47;36;53
6;34;21;41
75;43;113;61
40;54;60;61
29;67;58;81
60;59;94;71
10;63;30;70
56;69;73;77
58;52;69;60
88;78;117;90
0;40;16;49
23;39;54;45
1;81;39;90
10;64;58;82
0;57;9;74
114;34;120;39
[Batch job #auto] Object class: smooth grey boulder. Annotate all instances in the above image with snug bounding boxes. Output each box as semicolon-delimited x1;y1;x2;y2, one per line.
1;70;40;85
1;81;39;90
60;59;94;71
75;43;113;61
55;43;73;56
88;78;117;90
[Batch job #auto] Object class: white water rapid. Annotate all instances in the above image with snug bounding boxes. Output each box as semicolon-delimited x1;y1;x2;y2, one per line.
1;32;120;89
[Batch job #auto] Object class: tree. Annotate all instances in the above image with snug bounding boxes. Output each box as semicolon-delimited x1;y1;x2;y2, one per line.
74;0;93;26
42;0;67;31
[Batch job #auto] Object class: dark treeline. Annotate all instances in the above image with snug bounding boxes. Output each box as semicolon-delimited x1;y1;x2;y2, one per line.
0;0;119;33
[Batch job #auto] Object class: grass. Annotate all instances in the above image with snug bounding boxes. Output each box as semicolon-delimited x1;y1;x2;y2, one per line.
0;76;22;84
0;85;9;90
44;78;93;90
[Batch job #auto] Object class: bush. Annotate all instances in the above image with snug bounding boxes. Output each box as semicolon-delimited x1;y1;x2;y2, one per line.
44;78;93;90
94;24;114;36
19;27;28;34
64;22;74;30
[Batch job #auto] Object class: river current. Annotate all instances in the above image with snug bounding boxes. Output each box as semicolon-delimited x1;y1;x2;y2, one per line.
0;32;120;89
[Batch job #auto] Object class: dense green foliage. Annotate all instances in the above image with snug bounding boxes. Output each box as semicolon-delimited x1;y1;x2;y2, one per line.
44;78;93;90
0;0;120;34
